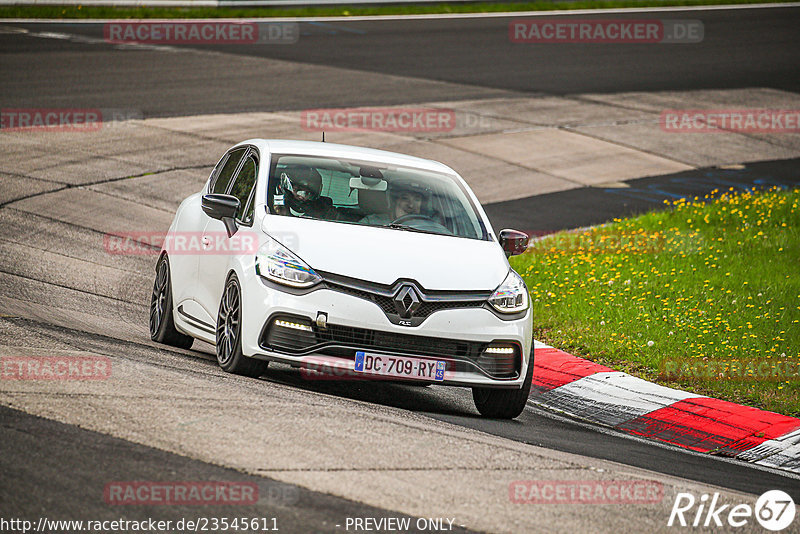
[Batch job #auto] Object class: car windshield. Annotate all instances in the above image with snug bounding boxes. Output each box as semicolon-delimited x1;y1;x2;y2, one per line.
267;154;489;240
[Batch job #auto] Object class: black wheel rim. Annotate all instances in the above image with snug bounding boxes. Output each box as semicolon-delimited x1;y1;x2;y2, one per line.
150;260;168;337
216;280;240;366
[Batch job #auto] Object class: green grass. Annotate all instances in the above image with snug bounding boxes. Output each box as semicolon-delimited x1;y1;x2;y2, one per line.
0;0;789;19
511;187;800;417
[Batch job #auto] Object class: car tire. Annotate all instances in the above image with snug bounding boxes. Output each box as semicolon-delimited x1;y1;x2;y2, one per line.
150;255;194;350
472;349;534;419
216;274;268;378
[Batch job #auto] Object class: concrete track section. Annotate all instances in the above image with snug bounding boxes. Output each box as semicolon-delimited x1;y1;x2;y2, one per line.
0;87;797;207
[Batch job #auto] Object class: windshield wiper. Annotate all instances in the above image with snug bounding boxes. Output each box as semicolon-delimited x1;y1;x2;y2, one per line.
387;223;432;234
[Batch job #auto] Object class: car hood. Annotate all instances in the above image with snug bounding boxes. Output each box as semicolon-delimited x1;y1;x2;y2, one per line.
261;216;509;291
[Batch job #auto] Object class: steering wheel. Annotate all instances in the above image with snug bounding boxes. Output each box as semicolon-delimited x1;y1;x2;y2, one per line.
391;213;435;226
391;213;452;235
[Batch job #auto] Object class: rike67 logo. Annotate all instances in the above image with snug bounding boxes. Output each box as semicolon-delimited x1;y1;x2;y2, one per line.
668;490;795;531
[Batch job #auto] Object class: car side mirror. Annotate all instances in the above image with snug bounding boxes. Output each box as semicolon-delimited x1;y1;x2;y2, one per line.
202;194;240;237
499;229;529;257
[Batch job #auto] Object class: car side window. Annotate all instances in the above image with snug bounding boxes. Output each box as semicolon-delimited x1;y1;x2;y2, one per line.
211;148;246;195
229;153;258;225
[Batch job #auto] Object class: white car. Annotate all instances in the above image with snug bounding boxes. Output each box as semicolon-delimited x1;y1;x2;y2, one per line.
150;140;533;418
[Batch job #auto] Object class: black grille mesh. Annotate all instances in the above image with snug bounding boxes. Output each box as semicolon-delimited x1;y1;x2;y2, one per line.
326;282;484;318
316;324;483;359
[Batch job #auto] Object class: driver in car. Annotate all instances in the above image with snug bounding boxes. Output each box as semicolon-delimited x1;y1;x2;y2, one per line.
360;178;430;226
273;166;339;221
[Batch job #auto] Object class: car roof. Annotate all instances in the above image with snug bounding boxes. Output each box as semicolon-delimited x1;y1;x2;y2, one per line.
237;139;457;176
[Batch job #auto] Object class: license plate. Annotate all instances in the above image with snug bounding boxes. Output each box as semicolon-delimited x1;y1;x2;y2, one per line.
354;351;446;381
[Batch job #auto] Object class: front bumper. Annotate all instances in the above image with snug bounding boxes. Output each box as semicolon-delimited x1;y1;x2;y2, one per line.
240;275;532;388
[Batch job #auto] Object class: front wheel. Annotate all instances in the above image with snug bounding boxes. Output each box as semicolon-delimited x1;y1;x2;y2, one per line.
216;274;268;378
472;351;534;419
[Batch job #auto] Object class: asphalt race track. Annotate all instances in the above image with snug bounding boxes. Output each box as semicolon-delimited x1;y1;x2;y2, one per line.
2;5;800;533
2;6;799;115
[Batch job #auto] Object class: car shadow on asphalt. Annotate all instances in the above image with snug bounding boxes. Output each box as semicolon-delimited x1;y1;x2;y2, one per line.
188;340;488;418
259;364;477;418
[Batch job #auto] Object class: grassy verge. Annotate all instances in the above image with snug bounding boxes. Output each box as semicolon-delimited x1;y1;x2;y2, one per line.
511;187;800;417
0;0;790;19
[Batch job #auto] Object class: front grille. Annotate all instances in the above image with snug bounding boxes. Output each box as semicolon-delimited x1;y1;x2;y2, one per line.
327;284;396;315
415;299;484;317
260;316;520;379
330;284;485;318
316;323;484;359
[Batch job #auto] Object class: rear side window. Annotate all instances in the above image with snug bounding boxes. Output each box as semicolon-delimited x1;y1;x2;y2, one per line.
229;154;258;225
211;148;246;194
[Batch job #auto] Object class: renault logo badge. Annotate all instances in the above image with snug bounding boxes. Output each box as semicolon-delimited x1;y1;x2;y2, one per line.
393;285;421;318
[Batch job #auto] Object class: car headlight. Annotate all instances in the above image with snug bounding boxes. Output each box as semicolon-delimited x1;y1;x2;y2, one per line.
255;241;321;288
488;270;529;314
